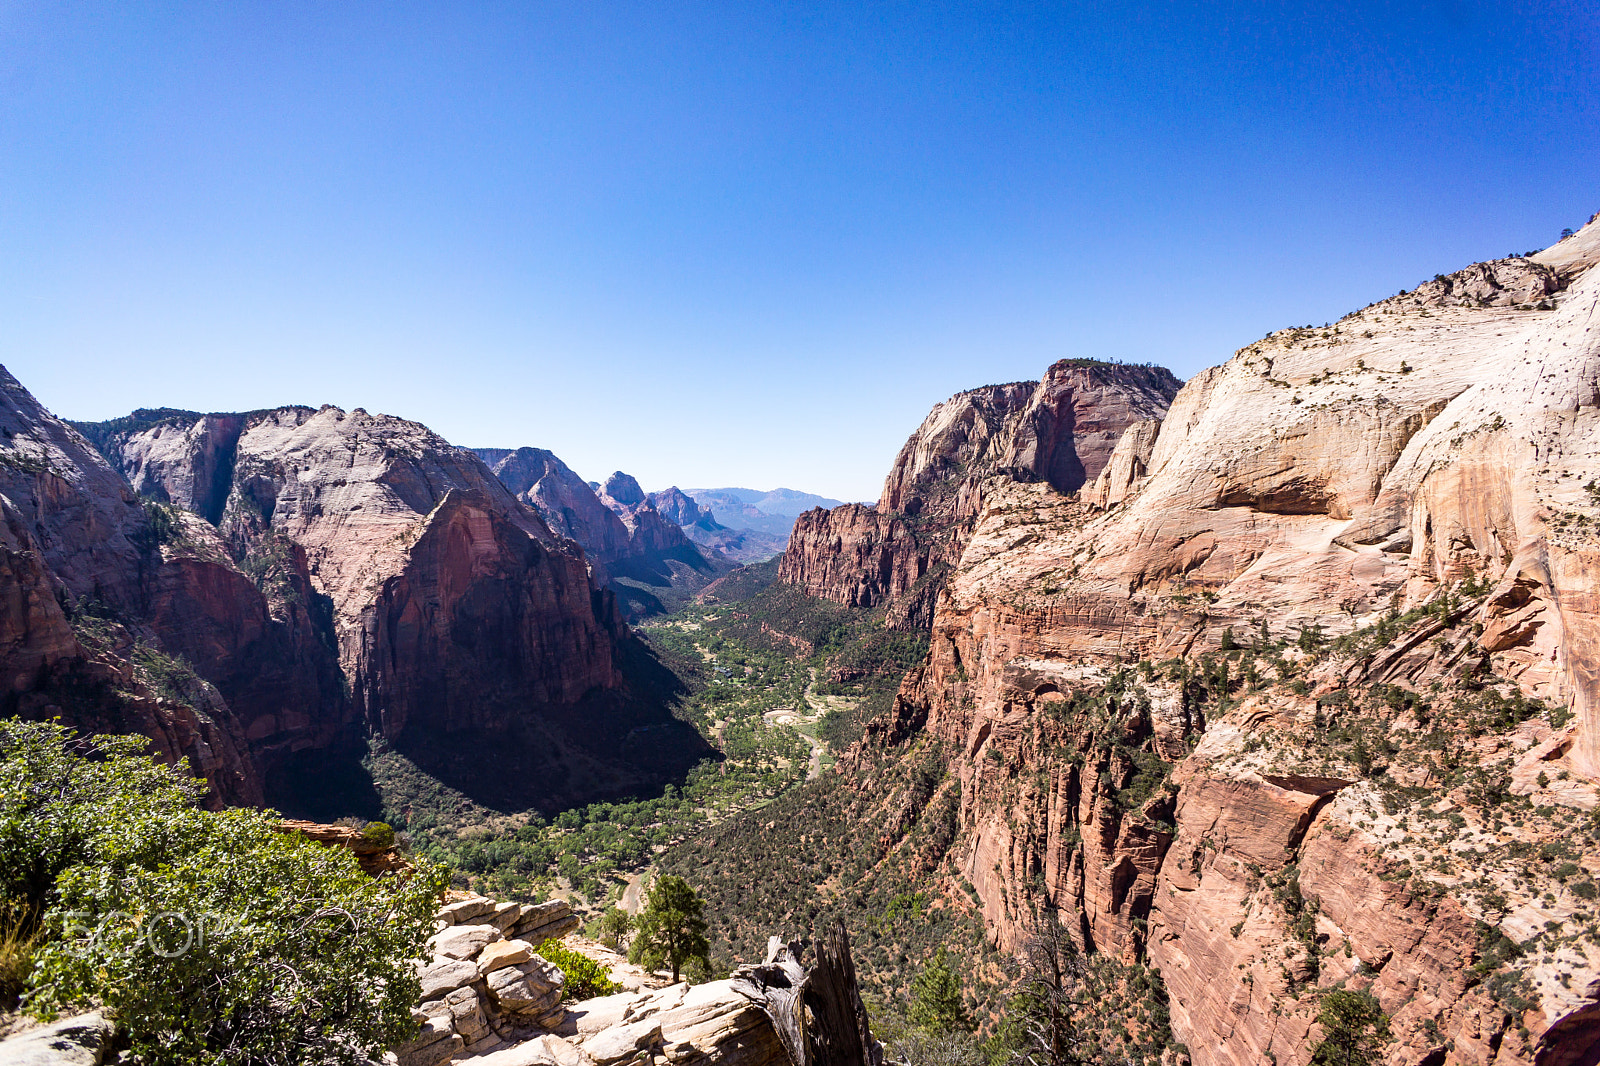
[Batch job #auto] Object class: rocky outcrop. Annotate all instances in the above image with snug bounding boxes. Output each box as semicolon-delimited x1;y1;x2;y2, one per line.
277;819;411;876
779;363;1181;629
402;895;870;1066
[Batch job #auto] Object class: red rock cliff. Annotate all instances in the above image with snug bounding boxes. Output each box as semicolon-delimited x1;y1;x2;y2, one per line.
858;214;1600;1064
779;363;1181;629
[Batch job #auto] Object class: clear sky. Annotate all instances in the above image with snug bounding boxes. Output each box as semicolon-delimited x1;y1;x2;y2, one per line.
1;2;1595;501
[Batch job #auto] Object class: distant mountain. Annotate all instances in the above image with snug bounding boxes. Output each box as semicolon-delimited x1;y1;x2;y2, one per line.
684;487;846;538
686;486;846;517
470;452;736;621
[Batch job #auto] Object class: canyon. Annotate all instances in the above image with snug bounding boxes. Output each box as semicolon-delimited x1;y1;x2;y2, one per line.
471;450;735;619
3;212;1599;1066
0;389;709;813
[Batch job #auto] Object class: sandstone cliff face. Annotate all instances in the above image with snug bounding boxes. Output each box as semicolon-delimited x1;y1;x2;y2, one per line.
93;407;625;750
0;373;264;804
475;448;635;584
779;363;1180;629
923;218;1600;757
862;215;1600;1064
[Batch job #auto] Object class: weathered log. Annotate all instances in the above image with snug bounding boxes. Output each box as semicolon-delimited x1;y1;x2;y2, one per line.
730;923;881;1066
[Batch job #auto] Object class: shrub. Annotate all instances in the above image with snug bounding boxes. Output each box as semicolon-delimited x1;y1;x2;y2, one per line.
594;905;634;951
361;821;397;848
3;718;447;1065
532;939;621;1001
910;946;972;1034
1309;988;1390;1065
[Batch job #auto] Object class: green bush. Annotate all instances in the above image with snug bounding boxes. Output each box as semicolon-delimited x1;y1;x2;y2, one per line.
1310;988;1390;1066
361;821;397;848
3;718;447;1065
532;938;622;1001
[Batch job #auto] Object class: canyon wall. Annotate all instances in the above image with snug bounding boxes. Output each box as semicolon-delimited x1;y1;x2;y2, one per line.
0;396;662;809
95;407;626;747
474;451;732;618
778;363;1181;629
861;215;1600;1064
0;374;265;803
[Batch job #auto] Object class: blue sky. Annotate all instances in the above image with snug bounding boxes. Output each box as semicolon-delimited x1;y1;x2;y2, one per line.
1;2;1595;501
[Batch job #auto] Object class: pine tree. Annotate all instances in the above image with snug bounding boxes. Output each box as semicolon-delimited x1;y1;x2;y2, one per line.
910;946;971;1034
1310;989;1391;1066
628;875;710;983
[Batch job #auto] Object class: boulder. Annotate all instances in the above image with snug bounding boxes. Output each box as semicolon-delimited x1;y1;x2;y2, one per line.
516;913;582;945
443;984;491;1042
488;900;524;932
418;957;480;1000
0;1013;112;1066
393;1015;462;1066
438;895;497;926
479;938;536;973
486;956;566;1022
430;923;503;961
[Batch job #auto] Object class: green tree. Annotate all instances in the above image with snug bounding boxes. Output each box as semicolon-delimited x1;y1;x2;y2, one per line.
1310;989;1391;1066
596;905;635;950
628;875;710;983
3;718;447;1065
910;946;972;1034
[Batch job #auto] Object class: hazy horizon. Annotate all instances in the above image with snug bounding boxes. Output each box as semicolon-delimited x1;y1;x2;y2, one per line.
3;2;1595;500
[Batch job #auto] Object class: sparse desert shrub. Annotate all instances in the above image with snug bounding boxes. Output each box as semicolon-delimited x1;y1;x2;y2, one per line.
532;938;622;1000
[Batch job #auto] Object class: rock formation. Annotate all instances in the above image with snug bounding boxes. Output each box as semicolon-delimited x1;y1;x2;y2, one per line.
0;389;725;810
832;215;1600;1063
84;407;625;753
0;374;264;804
648;487;705;528
472;452;733;619
778;362;1181;629
399;894;873;1066
474;448;636;584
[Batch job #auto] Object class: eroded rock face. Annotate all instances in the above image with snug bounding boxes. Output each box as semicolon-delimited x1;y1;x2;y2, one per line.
778;363;1181;630
0;371;264;804
473;451;731;619
921;214;1600;768
858;215;1600;1064
474;448;634;584
69;403;628;785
